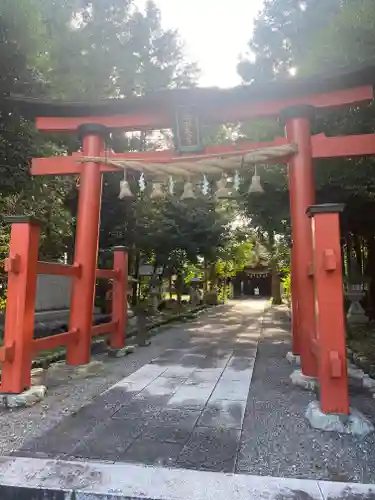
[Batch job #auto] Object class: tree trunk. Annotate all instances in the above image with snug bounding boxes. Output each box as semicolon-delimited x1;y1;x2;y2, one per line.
271;266;282;305
131;249;140;307
203;258;209;293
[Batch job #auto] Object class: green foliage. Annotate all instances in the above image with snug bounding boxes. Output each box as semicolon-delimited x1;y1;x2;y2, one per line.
238;0;375;259
281;268;291;303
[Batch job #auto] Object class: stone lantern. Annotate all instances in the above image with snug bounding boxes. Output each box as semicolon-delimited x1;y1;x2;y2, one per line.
345;258;368;325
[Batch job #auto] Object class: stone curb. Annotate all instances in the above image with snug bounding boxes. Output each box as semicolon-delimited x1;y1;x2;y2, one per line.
1;456;375;500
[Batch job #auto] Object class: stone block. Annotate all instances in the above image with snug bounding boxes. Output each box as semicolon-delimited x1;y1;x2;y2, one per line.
286;351;301;366
305;401;374;437
363;375;375;391
48;360;105;380
290;369;318;391
108;345;136;358
75;361;105;378
348;365;365;381
2;385;47;408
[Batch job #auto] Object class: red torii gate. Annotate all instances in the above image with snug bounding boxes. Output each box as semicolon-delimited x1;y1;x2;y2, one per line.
3;64;375;417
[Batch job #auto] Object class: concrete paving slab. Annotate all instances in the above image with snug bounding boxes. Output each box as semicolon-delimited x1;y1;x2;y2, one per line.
161;366;197;379
140;425;193;444
209;379;251;402
176;426;241;472
220;367;254;382
134;377;183;398
197;400;246;429
183;369;223;385
125;364;167;382
0;456;331;500
70;419;143;461
118;439;183;467
167;385;214;409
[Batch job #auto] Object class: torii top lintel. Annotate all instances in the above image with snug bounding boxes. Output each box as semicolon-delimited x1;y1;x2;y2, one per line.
6;63;375;133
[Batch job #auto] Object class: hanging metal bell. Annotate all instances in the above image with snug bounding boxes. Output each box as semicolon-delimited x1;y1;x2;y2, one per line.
215;177;231;199
248;166;264;194
119;179;135;199
150;181;164;199
180;181;196;200
248;174;264;194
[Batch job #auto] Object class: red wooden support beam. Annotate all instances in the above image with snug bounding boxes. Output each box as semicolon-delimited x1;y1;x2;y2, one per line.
37;261;81;277
96;268;119;280
35;86;373;132
0;342;15;363
307;203;349;415
30;131;375;178
111;247;128;350
31;138;290;176
66;124;106;366
2;216;40;393
32;329;79;354
312;133;375;158
285;105;317;378
91;321;118;337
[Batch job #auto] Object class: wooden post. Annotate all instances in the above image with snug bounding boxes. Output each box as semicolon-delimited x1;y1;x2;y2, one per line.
290;247;300;355
111;247;128;349
283;105;318;377
2;217;40;393
307;204;349;414
67;124;107;365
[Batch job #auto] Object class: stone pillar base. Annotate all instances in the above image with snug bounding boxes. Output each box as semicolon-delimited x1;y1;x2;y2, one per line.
1;385;47;409
138;340;152;347
290;369;318;391
286;351;301;366
305;401;374;437
108;345;136;358
48;360;105;380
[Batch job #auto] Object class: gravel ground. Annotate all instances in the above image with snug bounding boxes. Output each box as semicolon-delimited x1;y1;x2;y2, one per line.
236;307;375;483
0;312;222;455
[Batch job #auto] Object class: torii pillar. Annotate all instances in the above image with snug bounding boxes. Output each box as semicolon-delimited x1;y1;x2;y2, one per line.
67;124;108;366
283;105;318;377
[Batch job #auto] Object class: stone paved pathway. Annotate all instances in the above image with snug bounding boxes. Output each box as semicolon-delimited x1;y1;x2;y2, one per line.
6;300;375;498
15;299;266;472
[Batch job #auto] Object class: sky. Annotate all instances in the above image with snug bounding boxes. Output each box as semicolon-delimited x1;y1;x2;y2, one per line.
136;0;264;88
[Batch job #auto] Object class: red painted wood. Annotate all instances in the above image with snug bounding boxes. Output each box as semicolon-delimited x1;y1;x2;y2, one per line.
31;138;290;176
310;211;349;414
31;132;375;177
312;133;375;158
91;321;118;337
286;116;318;378
66;133;104;366
290;253;300;356
37;261;81;277
32;330;79;353
2;220;40;392
35;86;373;132
96;268;118;280
111;249;128;350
